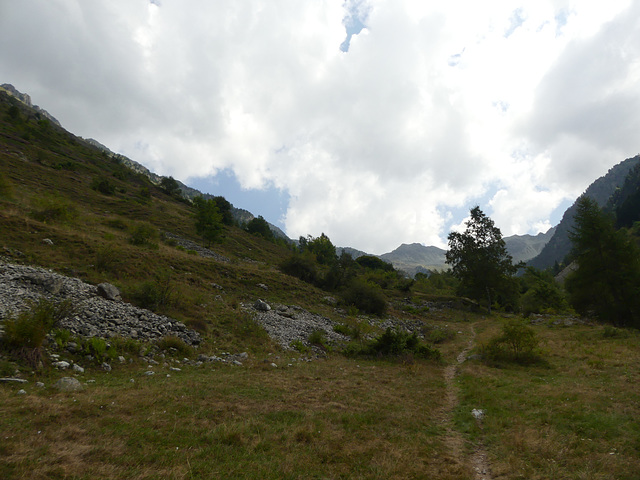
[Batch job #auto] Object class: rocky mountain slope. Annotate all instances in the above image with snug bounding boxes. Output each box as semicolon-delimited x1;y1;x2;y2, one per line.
528;154;640;270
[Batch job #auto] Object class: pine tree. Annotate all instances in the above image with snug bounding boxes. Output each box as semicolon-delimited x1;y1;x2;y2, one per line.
565;196;640;327
193;196;223;247
446;206;517;313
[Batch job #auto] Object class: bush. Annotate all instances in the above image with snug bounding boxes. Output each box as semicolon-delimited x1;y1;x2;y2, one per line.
308;329;328;348
346;328;440;360
157;336;193;357
340;279;387;316
129;222;158;247
483;318;541;364
31;195;78;223
279;254;318;284
1;298;75;367
0;172;13;198
91;176;116;195
132;273;174;311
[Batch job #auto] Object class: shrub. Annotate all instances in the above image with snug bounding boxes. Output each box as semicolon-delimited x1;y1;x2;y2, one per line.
0;172;13;198
129;222;158;247
346;328;440;360
132;273;175;311
83;337;115;362
94;244;122;274
157;336;193;357
279;254;318;284
290;340;311;354
1;298;75;367
483;318;541;364
31;195;78;223
340;279;387;316
308;329;327;347
91;176;116;195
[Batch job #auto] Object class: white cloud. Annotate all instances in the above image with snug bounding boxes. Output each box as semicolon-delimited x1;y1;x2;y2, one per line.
1;0;638;253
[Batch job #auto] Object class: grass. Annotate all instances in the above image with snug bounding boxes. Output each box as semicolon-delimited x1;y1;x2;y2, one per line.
2;91;640;479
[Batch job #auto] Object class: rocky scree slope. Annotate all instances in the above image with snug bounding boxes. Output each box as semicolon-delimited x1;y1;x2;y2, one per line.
0;259;201;346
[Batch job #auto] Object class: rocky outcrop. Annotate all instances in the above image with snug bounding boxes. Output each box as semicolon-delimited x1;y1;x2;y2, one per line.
0;260;200;346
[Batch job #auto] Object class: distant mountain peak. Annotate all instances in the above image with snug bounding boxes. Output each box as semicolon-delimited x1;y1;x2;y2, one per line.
0;83;61;127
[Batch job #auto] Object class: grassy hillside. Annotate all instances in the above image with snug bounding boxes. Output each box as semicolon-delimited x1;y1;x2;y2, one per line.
1;90;639;479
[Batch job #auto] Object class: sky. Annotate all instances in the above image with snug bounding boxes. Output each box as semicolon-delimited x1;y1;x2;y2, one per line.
1;0;639;254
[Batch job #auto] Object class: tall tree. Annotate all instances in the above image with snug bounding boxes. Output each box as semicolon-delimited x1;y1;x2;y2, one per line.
192;196;223;246
246;215;274;240
446;206;517;313
565;196;640;327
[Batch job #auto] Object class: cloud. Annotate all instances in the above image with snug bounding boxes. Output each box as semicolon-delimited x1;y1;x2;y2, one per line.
1;0;638;254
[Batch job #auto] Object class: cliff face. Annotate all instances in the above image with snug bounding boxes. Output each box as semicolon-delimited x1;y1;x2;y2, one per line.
0;84;61;126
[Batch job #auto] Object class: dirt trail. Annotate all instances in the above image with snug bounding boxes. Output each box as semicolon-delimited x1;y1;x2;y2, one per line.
442;326;493;480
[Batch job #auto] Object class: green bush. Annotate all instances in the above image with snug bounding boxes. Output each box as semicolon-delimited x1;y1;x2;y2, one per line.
340;279;387;316
290;340;311;354
308;329;327;347
132;274;175;311
129;222;158;247
91;176;116;195
279;254;318;284
346;328;440;360
157;336;193;357
31;195;78;223
483;318;541;364
83;337;115;362
1;298;75;366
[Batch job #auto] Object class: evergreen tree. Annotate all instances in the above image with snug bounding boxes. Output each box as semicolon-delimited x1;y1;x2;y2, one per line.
446;206;517;313
565;196;640;327
246;216;274;240
192;196;223;246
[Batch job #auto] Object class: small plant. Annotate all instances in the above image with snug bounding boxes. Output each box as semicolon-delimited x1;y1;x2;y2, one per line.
602;325;630;339
483;318;541;364
341;279;387;316
290;340;311;354
30;195;78;224
91;176;116;195
345;328;440;360
132;272;175;311
0;172;13;198
1;298;76;367
157;336;193;357
53;328;72;349
308;329;327;347
129;222;158;247
94;244;122;274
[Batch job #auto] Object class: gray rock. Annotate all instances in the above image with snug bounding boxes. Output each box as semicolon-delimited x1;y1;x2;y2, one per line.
42;238;54;246
96;283;121;301
0;377;28;384
53;361;70;369
36;382;45;388
101;362;112;372
53;377;84;392
17;389;27;395
257;283;268;291
72;364;85;373
253;299;271;312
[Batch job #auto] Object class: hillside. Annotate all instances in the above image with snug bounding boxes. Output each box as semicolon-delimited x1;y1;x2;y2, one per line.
1;86;640;480
528;154;640;270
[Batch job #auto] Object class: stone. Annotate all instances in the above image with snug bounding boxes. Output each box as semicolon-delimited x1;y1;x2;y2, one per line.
257;283;268;291
36;382;45;388
96;283;121;301
253;299;271;312
0;377;28;384
53;377;84;392
471;408;485;420
42;238;54;246
17;389;26;395
102;362;112;372
53;361;70;369
72;364;85;373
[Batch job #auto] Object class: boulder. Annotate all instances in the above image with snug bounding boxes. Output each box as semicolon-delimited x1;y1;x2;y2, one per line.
53;377;84;392
96;283;121;301
253;299;271;312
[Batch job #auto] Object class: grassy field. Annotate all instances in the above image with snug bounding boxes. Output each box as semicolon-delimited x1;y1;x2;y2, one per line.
2;316;640;479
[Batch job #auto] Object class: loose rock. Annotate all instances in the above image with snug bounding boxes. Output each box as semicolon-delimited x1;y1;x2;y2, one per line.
53;377;84;392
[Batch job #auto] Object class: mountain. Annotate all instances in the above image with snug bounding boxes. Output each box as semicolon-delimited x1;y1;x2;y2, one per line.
0;83;61;126
528;154;640;270
504;228;556;264
380;244;447;277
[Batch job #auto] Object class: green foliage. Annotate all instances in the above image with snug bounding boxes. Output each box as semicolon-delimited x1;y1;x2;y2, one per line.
193;196;223;246
519;267;568;315
0;172;13;198
84;337;114;362
483;318;541;364
1;298;76;367
132;272;175;311
94;244;122;274
308;329;327;347
300;233;337;265
279;253;318;284
211;196;234;226
565;196;640;328
446;206;517;313
129;222;158;247
346;327;441;360
156;335;193;357
290;340;311;354
91;176;116;195
160;176;181;197
356;255;395;272
246;215;274;240
340;279;387;316
31;195;78;223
